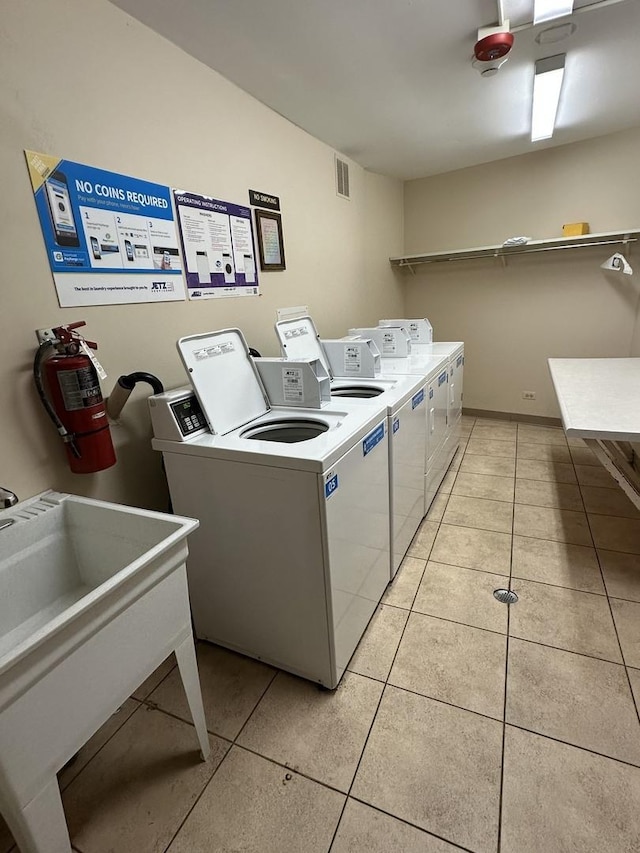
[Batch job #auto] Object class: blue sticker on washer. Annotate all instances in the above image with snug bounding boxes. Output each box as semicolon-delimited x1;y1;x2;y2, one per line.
325;473;338;498
438;371;447;386
411;389;425;409
363;423;385;456
392;417;400;433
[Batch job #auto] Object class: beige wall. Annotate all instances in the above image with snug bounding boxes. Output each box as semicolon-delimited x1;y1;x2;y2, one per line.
402;128;640;417
0;0;404;509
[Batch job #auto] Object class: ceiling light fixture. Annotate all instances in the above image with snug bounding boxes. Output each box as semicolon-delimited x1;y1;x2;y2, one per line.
531;54;565;141
534;0;574;25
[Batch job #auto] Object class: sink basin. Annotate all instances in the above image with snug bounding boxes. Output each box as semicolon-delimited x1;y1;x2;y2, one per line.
0;491;209;853
0;492;195;672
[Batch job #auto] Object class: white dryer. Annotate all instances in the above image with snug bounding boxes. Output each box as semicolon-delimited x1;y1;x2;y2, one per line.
274;316;427;578
150;328;390;689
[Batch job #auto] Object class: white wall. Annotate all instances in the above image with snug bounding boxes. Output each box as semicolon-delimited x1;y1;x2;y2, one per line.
402;128;640;417
0;0;404;509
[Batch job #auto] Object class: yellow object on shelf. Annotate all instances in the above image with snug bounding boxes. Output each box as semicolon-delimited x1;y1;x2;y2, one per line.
563;222;590;237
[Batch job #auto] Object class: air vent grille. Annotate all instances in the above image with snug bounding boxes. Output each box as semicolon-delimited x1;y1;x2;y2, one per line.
335;156;350;200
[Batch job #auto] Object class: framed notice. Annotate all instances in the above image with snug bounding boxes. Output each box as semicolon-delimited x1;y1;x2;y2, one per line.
255;209;286;271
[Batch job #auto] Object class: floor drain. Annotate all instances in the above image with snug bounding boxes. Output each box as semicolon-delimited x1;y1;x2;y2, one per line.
493;588;518;604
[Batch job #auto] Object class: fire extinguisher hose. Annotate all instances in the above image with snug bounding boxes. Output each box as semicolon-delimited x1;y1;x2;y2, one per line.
33;340;81;458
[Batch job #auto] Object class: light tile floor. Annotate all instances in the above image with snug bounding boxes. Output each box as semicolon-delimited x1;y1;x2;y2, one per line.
3;416;640;852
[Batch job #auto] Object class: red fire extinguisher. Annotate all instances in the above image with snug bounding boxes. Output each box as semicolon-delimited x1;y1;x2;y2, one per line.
33;321;116;474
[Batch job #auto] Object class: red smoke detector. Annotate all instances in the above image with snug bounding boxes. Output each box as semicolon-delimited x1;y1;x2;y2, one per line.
474;31;514;62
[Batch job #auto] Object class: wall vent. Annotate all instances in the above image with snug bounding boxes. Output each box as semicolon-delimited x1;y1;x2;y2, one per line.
335;155;350;200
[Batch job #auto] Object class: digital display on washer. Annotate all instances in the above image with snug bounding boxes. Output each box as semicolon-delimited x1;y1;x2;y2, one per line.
170;395;206;436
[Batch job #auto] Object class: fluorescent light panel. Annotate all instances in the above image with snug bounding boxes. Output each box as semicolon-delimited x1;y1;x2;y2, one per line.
534;0;574;25
531;54;565;141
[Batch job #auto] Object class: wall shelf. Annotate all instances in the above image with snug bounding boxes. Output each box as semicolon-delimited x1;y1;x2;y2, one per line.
390;229;640;273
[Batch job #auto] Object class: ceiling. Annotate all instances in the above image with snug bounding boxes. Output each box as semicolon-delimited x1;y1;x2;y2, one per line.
111;0;640;180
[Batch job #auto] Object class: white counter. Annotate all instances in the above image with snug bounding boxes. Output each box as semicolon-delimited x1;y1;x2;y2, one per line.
548;358;640;442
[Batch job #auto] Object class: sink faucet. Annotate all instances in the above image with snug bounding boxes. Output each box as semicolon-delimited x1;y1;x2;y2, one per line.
0;486;18;508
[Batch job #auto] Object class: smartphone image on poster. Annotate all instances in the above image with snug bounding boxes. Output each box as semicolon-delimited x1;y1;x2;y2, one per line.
222;251;235;284
243;253;255;283
45;171;80;247
124;239;134;262
195;250;210;284
90;236;101;260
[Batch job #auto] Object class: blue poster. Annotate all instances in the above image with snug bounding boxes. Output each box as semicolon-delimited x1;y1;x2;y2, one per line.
173;190;259;300
25;151;185;306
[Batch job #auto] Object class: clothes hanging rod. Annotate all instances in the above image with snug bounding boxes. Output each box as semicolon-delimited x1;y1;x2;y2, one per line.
390;229;640;269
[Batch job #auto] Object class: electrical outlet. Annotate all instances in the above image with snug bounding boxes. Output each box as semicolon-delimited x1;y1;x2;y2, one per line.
522;391;536;400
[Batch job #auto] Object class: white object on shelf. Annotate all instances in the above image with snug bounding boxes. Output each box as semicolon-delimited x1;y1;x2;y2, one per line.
502;236;531;246
0;492;207;853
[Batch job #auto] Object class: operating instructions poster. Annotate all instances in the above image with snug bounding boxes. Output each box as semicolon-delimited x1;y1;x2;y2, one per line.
25;151;185;306
173;189;259;300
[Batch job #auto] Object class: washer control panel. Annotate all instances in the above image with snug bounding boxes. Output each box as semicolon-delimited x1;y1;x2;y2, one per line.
149;388;209;442
170;395;205;436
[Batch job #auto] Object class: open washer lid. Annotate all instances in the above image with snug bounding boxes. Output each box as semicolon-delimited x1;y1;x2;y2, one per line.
177;328;269;435
275;316;333;378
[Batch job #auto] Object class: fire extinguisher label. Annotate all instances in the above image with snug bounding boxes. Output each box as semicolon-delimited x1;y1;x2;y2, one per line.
57;366;103;411
79;341;107;380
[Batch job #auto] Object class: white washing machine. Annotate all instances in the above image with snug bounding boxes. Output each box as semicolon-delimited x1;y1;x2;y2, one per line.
376;320;465;473
411;341;465;460
149;328;390;689
274;316;427;577
378;354;453;513
377;319;464;438
347;326;452;513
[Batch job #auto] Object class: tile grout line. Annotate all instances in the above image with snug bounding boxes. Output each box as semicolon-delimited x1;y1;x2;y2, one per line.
162;742;236;853
505;633;624;666
157;669;278;853
328;434;466;852
161;666;279;852
502;721;640;771
57;697;145;795
346;796;478;853
582;490;640;728
496;424;521;853
370;596;631;668
401;608;508;638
